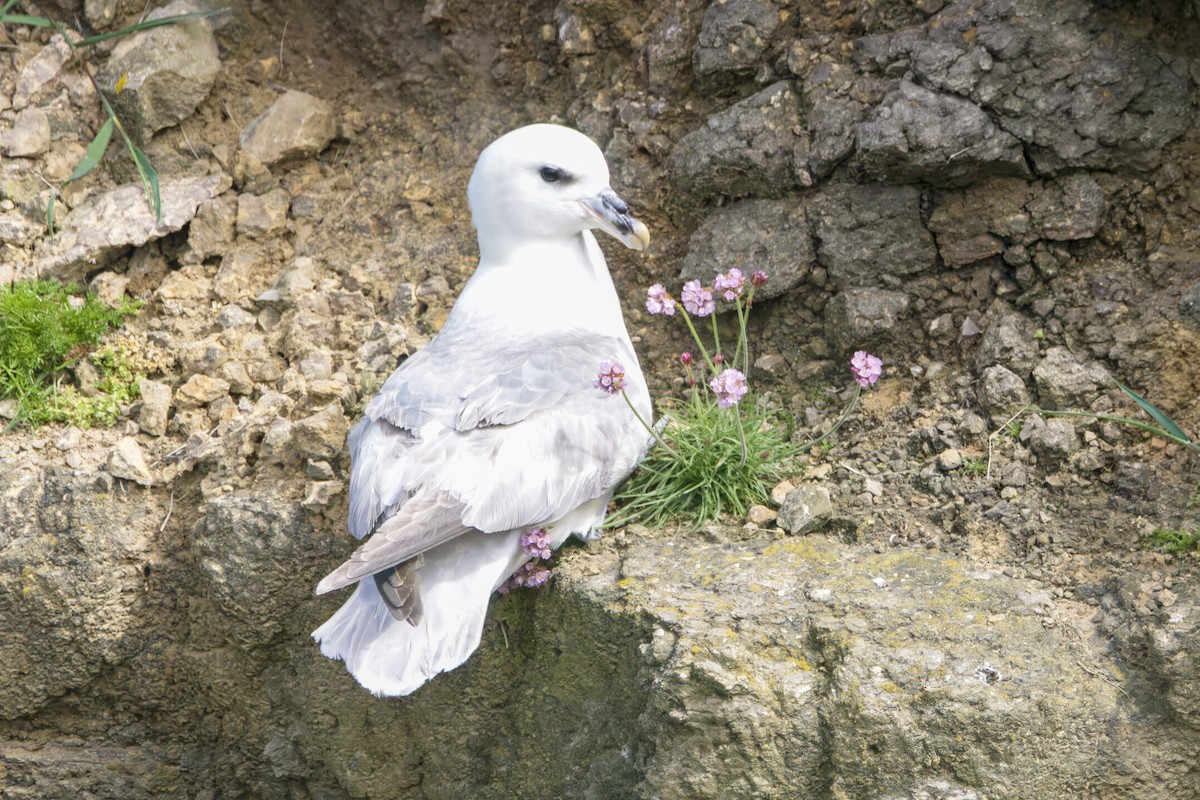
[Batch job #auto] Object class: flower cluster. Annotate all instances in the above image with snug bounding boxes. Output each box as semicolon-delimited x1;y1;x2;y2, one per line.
499;527;554;592
708;368;748;408
593;360;626;394
850;351;884;388
646;284;676;316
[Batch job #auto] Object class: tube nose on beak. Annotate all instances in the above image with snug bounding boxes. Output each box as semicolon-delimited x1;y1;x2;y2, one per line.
585;189;650;251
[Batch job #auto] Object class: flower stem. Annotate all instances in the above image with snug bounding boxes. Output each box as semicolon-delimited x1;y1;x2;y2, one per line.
800;385;862;452
678;308;715;374
621;388;680;457
710;315;722;371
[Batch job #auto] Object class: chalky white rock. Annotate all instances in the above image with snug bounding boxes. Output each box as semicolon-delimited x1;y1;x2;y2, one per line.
313;124;652;696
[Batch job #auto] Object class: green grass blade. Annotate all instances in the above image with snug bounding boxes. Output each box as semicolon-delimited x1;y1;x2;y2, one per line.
0;12;56;26
127;141;161;222
1115;379;1191;442
74;8;228;46
67;117;115;184
0;0;23;16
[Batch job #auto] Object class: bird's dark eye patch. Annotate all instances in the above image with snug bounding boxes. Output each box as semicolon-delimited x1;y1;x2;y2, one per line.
539;166;567;183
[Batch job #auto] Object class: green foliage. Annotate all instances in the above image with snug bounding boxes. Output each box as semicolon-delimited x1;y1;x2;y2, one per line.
0;280;140;428
608;394;798;529
1144;527;1200;555
962;455;988;476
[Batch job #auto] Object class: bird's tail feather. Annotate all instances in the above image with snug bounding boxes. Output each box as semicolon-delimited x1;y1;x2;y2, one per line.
312;528;526;696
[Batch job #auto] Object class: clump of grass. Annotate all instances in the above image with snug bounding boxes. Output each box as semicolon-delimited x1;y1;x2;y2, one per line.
1145;528;1200;555
608;394;797;528
0;280;140;428
962;455;988;476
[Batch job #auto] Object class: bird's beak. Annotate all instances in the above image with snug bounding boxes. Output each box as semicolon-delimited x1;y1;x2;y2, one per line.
583;189;651;251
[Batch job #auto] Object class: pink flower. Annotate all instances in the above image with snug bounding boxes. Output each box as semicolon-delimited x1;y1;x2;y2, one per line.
708;368;748;408
520;562;551;588
681;279;715;317
680;352;693;365
712;353;724;364
850;351;883;388
646;284;676;316
714;268;745;301
594;360;626;394
521;528;552;559
750;270;768;288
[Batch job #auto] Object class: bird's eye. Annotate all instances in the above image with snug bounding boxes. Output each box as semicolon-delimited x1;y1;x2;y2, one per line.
539;166;563;183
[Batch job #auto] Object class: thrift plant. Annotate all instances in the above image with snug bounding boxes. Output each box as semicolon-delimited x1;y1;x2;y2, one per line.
500;528;554;591
597;268;884;528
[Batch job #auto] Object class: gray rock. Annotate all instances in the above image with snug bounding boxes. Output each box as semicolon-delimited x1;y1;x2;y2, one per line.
1;107;51;158
825;287;910;353
0;210;43;245
1031;346;1111;410
1000;460;1028;488
777;484;834;534
137;378;172;437
869;0;1194;174
854;80;1030;187
1027;174;1107;242
975;314;1038;375
937;448;963;471
1021;415;1081;464
927;177;1034;267
811;185;936;287
679;198;812;302
12;34;72;110
802;62;869;178
236;188;291;239
978;364;1030;421
239;90;336;166
1181;279;1200;329
668;82;806;204
213;250;265;303
693;0;781;86
108;437;154;486
36;172;234;285
747;504;778;526
646;8;702;94
185;193;238;262
98;0;222;136
220;361;255;396
301;479;344;511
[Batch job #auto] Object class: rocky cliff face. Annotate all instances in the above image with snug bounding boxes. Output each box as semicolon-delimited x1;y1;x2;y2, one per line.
1;0;1199;797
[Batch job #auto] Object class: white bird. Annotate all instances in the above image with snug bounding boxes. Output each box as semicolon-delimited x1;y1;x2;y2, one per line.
312;124;653;696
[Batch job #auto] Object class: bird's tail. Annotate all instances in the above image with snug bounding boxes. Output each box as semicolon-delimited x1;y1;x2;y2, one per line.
312;528;526;696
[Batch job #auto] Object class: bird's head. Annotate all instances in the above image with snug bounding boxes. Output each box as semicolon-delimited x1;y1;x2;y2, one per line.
467;124;650;259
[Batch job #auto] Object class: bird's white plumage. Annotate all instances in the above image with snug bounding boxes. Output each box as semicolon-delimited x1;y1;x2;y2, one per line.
312;124;652;696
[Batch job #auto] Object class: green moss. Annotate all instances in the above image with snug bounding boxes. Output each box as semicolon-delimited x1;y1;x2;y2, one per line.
0;280;140;428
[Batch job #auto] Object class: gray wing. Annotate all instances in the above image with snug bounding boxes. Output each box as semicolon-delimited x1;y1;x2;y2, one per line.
324;325;649;591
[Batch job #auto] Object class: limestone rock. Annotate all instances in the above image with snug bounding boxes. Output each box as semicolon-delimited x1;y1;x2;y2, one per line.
291;402;348;461
185;193;238;262
36;172;233;285
1;107;51;157
0;210;43;245
777;484;834;535
175;374;231;409
975;314;1038;376
108;437;154;486
98;0;222;136
239;90;336;166
236;188;291;239
1021;415;1081;465
810;185;937;287
137;378;172;437
668;82;806;204
12;35;72;110
978;364;1030;422
1031;346;1111;410
679;198;812;301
